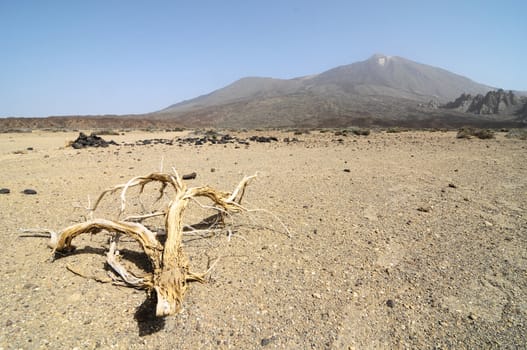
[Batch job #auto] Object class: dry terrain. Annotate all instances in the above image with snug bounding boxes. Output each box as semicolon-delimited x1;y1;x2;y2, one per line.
0;129;525;349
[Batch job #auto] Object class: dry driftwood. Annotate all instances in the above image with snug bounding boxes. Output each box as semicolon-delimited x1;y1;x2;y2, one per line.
45;170;257;317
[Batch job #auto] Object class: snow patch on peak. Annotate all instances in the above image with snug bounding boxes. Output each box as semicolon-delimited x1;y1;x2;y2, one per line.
374;54;392;66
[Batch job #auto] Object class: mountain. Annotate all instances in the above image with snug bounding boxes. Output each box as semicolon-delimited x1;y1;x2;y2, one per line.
160;55;493;114
151;54;515;128
3;54;523;130
305;54;493;102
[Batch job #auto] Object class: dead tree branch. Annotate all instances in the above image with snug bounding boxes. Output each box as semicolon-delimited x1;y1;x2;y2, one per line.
42;171;259;317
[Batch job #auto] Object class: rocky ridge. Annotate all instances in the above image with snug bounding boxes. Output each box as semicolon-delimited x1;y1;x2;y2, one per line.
442;89;527;117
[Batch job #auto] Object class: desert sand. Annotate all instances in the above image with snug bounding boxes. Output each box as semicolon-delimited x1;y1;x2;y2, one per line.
0;129;525;349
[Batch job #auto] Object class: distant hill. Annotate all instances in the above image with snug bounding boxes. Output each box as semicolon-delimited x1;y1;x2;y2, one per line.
0;116;181;132
153;54;511;128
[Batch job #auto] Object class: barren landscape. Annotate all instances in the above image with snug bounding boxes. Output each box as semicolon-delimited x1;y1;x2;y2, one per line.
0;129;526;349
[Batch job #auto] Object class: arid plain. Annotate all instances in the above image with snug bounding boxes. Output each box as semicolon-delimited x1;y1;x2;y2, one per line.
0;129;525;349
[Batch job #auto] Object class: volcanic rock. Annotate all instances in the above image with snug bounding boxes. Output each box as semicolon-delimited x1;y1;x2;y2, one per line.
71;132;117;149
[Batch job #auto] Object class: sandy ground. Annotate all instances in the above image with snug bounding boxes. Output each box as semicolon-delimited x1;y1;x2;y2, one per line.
0;129;526;349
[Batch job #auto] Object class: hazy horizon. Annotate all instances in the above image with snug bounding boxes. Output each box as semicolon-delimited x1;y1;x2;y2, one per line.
1;0;526;118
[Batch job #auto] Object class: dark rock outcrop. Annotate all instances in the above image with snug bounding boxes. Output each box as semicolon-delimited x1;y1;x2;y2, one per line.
443;89;526;116
71;132;118;149
516;102;527;124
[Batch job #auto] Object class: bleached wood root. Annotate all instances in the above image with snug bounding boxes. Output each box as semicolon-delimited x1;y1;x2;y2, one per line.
44;171;258;317
106;237;150;288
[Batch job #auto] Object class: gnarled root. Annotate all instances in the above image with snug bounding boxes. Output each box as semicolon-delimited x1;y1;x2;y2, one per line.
46;170;256;317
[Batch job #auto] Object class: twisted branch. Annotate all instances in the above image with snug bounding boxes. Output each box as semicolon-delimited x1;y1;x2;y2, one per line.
44;171;258;317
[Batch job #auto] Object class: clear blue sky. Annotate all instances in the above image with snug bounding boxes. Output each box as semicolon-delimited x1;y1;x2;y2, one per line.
1;0;525;117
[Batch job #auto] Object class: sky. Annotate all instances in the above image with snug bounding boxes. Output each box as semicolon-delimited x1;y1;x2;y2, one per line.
1;0;526;117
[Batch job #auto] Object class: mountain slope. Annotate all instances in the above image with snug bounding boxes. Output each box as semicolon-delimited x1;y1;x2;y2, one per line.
151;54;520;128
307;54;492;102
160;77;305;113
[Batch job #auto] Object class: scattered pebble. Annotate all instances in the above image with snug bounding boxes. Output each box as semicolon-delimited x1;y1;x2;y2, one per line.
23;283;38;290
260;336;277;346
261;338;271;346
343;168;351;172
0;188;10;194
249;135;278;143
448;183;457;188
123;133;290;148
22;189;37;195
386;299;395;308
133;138;173;146
417;206;431;213
182;172;197;180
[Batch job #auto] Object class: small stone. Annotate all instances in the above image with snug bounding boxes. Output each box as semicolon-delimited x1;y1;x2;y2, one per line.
23;283;38;289
312;293;321;299
484;221;493;227
0;188;10;194
22;189;37;195
343;168;351;172
417;206;430;213
182;172;197;180
448;183;457;188
261;338;271;346
386;299;395;308
260;336;276;346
